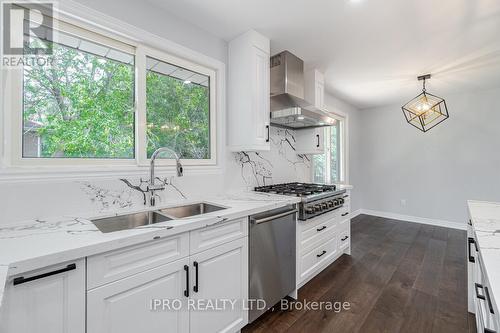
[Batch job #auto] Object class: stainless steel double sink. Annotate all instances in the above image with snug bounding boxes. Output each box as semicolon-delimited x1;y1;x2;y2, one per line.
91;202;227;233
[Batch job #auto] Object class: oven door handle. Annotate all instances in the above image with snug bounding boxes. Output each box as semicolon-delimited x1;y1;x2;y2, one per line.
250;209;298;224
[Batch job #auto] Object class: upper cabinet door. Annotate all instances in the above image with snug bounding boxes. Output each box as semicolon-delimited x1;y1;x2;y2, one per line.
295;127;325;155
253;46;271;146
305;69;325;109
0;259;85;333
228;30;271;151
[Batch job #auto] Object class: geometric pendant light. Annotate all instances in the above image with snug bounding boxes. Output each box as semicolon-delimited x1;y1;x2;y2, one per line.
401;74;449;132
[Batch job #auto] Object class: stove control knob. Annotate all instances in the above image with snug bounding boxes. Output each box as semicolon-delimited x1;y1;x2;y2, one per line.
314;204;322;212
305;207;314;214
338;198;344;205
321;203;328;209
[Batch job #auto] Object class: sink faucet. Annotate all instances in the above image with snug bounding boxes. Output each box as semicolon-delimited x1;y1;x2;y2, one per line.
148;147;184;206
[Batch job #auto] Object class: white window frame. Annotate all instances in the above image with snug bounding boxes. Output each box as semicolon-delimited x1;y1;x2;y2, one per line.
311;111;348;184
1;4;222;176
137;46;217;167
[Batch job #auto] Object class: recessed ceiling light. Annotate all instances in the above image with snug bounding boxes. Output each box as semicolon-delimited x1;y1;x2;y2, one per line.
183;80;191;84
297;116;305;120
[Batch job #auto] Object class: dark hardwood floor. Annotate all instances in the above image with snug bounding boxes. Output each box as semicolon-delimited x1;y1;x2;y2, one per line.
243;214;475;333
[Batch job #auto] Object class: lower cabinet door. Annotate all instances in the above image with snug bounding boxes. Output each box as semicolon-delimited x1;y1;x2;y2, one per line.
189;237;248;333
87;257;190;333
0;259;85;333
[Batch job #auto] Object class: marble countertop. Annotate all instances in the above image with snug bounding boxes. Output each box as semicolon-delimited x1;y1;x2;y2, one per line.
0;191;301;308
468;200;500;310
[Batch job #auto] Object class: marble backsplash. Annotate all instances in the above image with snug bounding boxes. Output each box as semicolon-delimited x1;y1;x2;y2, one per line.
0;127;311;225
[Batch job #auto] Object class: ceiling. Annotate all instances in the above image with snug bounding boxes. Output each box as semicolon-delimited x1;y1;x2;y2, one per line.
146;0;500;109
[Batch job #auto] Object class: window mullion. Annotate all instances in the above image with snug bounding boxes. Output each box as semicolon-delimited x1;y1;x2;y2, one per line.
326;127;331;184
135;46;147;165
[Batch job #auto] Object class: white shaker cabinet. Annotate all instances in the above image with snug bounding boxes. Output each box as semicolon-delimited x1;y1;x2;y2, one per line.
304;69;325;109
86;219;249;333
295;127;325;155
87;257;190;333
0;259;85;333
228;30;271;151
189;237;248;333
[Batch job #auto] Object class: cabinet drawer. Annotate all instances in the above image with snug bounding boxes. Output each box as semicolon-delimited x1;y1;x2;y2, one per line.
338;223;350;251
190;217;247;254
474;255;499;332
87;233;189;289
299;211;339;233
300;218;337;251
300;235;338;280
339;206;350;221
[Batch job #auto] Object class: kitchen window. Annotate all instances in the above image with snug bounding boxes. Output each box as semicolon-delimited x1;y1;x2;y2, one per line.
5;10;217;167
145;57;211;160
22;27;135;159
312;117;346;184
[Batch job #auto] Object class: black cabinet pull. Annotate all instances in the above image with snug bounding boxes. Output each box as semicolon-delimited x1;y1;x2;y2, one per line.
316;134;320;147
343;195;349;198
341;212;349;217
184;265;189;297
468;237;476;263
475;283;486;300
317;250;327;258
317;226;327;232
341;236;349;241
484;328;497;333
485;286;495;314
468;219;472;226
13;263;76;286
193;261;199;293
266;125;270;142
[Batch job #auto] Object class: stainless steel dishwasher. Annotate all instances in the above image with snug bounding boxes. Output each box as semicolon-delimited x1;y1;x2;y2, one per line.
249;204;297;323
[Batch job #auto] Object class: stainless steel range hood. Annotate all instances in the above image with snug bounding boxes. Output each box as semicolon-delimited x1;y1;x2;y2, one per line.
270;51;336;129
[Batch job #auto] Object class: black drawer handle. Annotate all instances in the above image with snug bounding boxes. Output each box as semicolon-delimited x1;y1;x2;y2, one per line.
317;226;327;232
343;195;349;198
266;125;270;143
316;134;320;148
13;264;76;286
475;283;486;300
193;261;199;293
341;212;349;217
468;237;476;263
484;328;497;333
317;250;327;258
485;286;495;314
341;236;349;241
184;265;189;297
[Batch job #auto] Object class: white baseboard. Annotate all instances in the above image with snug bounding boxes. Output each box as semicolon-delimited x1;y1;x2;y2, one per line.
351;208;466;230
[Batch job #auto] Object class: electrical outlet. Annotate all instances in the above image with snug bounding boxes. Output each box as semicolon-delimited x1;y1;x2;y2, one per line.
400;199;407;207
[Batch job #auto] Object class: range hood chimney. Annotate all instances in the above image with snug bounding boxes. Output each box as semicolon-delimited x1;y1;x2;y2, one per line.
270;51;336;129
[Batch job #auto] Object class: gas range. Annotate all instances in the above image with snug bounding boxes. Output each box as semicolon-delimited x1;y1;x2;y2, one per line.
254;182;347;221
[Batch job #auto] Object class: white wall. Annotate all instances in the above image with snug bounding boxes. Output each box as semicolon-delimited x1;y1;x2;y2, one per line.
358;87;500;225
324;93;362;212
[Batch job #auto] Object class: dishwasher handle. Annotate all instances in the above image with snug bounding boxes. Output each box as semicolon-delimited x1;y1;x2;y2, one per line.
250;209;298;225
